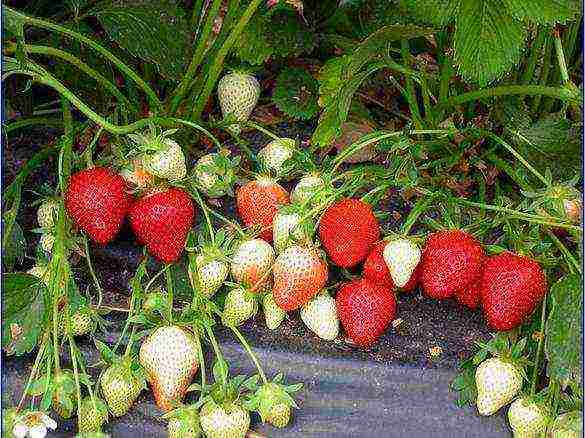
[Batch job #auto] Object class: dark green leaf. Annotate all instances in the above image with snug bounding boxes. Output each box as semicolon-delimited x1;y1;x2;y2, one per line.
92;0;190;80
272;67;319;120
2;220;25;271
232;13;273;65
94;339;119;365
545;274;582;387
267;10;316;58
401;0;460;26
453;0;526;86
2;274;48;356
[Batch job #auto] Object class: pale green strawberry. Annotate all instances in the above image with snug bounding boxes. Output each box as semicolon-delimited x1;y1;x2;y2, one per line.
273;209;309;253
142;139;186;182
222;287;258;327
195;254;229;298
508;397;548;438
59;307;96;337
258;138;295;175
266;402;291;429
263;292;286;330
475;358;523;416
300;294;339;341
253;382;296;429
548;410;582;438
230;238;274;289
382;238;421;288
139;326;200;412
166;405;201;438
77;396;109;433
217;72;260;134
199;400;250;438
40;233;55;253
100;360;143;417
290;173;325;205
195;154;222;196
37;199;59;229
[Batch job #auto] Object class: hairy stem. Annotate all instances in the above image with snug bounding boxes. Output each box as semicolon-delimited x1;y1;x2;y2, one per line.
230;326;267;384
530;294;547;396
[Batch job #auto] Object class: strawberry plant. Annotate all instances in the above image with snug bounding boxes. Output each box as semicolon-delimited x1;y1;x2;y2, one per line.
2;0;583;436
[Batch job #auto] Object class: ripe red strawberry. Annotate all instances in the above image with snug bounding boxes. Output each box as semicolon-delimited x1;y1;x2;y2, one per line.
455;278;482;310
480;252;547;331
402;263;421;293
65;167;131;244
336;277;396;347
421;230;485;299
363;242;395;290
236;177;289;241
129;187;195;263
273;245;328;311
318;198;379;268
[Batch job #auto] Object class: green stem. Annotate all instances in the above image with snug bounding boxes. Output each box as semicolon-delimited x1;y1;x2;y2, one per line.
18;43;136;111
192;189;215;244
533;38;553;113
435;85;579;112
245;121;281;141
455;199;582;232
83;235;104;308
546;229;581;274
191;0;263;120
530;294;547;396
553;31;570;84
400;40;423;129
401;193;435;235
170;0;223;114
483;131;549;187
521;30;547;84
165;265;175;322
68;337;82;416
230;326;267;384
3;116;63;133
205;325;227;386
194;331;206;402
207;208;247;238
17;334;48;411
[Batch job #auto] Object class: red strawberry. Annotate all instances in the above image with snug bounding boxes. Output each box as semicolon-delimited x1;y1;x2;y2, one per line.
421;230;485;299
129;187;195;263
65;167;131;244
455;280;481;310
336;277;396;347
236;177;289;241
402;263;421;293
273;245;328;311
480;252;547;331
363;242;395;290
319;199;380;268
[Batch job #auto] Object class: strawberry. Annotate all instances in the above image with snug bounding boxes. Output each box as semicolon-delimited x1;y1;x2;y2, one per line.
119;158;154;191
300;294;339;340
363;242;395;290
273;245;328;311
37;199;59;229
480;252;547;331
166;405;201;438
455;280;482;310
507;397;548;438
52;370;76;419
39;233;55;253
318;198;380;268
258;138;295;175
100;359;144;417
230;238;274;289
139;325;200;412
383;238;421;288
421;230;485;299
263;292;286;330
273;208;309;253
193;253;229;298
266;402;291;429
60;307;96;337
475;357;523;416
129;187;195;263
236;178;289;241
199;399;250;438
65;167;131;244
77;397;109;433
217;72;260;134
291;173;325;205
195;154;222;196
129;128;187;182
222;287;259;327
254;383;294;429
401;263;421;292
336;278;396;347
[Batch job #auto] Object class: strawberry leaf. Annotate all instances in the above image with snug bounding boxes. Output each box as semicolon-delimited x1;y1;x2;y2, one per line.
545;274;583;387
272;67;319;120
502;0;581;24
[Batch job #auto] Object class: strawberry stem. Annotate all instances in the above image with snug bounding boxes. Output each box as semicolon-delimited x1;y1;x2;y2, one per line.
546;229;581;274
194;331;206;402
192;189;215;245
17;333;49;411
204;325;228;387
530;294;548;396
207;207;247;238
165;266;175;322
68;336;82;419
83;235;104;309
230;326;268;384
245;121;281;141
